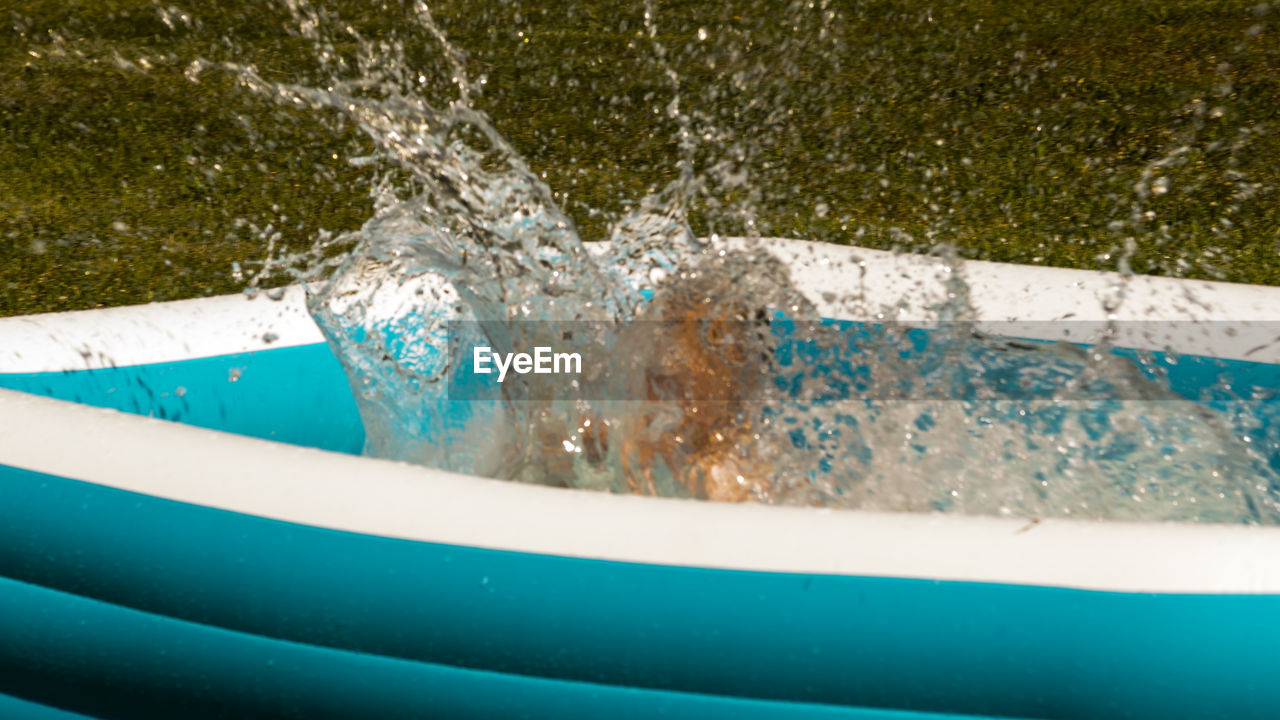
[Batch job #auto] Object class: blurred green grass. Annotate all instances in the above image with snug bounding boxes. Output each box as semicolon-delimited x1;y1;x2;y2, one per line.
2;0;1277;317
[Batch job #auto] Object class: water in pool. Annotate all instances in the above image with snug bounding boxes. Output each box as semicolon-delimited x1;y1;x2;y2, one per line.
204;0;1279;523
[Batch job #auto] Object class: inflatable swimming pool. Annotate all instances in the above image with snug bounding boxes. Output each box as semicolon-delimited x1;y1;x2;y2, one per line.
3;239;1280;719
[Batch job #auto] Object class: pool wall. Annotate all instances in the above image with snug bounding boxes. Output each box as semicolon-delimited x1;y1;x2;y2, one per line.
3;239;1280;718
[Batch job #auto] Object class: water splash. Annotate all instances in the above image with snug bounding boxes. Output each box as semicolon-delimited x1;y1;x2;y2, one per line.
207;0;1279;523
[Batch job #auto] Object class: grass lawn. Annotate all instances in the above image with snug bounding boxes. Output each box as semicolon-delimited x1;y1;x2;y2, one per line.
2;0;1277;316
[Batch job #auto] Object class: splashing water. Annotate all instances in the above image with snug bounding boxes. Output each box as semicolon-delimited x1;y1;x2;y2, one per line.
218;1;1279;523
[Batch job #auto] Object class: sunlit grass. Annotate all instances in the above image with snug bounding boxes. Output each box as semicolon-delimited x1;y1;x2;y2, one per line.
2;0;1277;316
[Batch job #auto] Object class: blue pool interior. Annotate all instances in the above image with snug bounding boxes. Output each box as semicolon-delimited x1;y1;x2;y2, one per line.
1;320;1278;469
0;341;366;455
3;321;1280;718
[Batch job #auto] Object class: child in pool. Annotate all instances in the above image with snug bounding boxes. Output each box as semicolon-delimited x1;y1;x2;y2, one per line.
550;251;810;502
610;263;775;500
